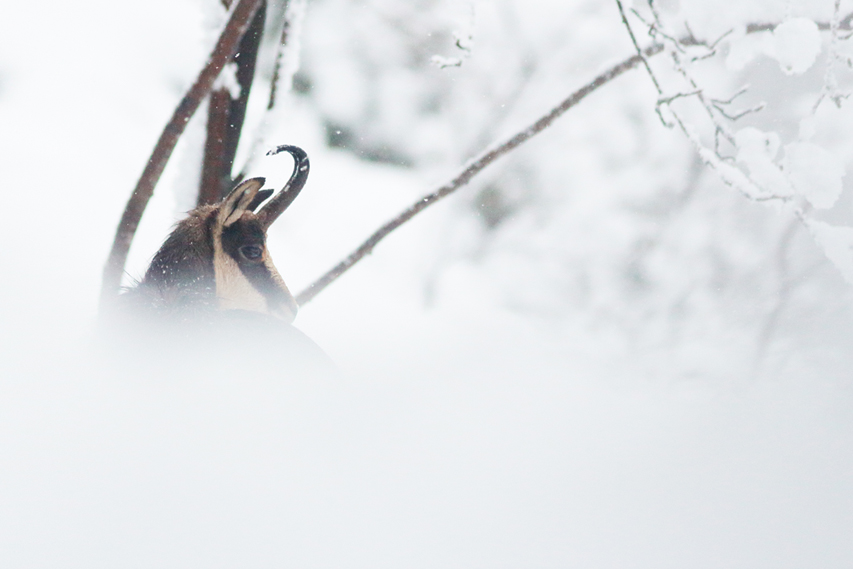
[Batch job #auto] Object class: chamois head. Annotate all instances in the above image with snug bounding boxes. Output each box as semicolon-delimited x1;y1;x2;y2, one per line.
127;145;309;323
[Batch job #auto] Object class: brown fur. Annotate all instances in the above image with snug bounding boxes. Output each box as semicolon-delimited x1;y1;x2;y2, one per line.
134;206;220;311
123;178;297;322
118;145;310;323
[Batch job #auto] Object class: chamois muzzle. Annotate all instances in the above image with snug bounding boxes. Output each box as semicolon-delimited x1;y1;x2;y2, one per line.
256;145;310;230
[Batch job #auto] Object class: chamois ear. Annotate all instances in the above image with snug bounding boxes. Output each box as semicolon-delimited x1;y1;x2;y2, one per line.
247;189;274;212
218;177;266;228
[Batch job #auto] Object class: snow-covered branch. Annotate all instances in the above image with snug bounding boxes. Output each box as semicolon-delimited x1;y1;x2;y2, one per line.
618;1;853;283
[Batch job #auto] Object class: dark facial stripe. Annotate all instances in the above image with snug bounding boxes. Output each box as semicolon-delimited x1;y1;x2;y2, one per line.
219;217;293;313
236;260;294;312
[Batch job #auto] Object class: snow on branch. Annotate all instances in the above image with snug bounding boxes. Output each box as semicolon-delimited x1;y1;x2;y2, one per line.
618;0;853;283
807;219;853;282
267;0;307;111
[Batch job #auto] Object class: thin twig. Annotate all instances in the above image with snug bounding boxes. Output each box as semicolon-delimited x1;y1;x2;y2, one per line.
618;1;663;95
100;0;264;305
295;49;657;306
267;0;293;110
814;0;848;112
267;0;306;110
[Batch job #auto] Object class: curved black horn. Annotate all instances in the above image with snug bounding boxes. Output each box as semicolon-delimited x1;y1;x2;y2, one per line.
256;145;310;229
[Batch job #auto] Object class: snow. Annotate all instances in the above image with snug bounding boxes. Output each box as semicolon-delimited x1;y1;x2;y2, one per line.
734;130;847;207
734;127;793;196
430;54;464;68
771;17;823;75
807;219;853;282
783;140;846;208
725;29;776;71
213;61;241;99
725;17;824;74
1;0;853;567
275;0;307;99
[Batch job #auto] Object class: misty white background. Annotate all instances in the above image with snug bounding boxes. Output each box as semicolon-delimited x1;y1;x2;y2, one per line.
0;0;851;567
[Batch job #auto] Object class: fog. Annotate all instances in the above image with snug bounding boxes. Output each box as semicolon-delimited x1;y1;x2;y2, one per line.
0;0;851;567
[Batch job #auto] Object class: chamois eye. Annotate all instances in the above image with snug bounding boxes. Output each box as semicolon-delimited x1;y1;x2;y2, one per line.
239;245;263;261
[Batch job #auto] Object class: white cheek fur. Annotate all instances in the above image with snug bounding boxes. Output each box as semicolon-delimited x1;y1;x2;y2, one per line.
213;240;270;315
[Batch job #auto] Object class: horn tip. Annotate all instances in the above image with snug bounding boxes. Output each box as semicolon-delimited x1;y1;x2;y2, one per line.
266;144;306;158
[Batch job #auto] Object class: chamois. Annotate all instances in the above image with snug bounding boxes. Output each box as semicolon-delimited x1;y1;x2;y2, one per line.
120;145;309;325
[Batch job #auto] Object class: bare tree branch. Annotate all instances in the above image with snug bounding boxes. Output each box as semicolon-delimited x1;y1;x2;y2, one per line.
198;88;232;206
268;0;293;111
100;0;264;306
198;1;267;205
267;0;305;111
223;1;266;183
294;49;656;306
